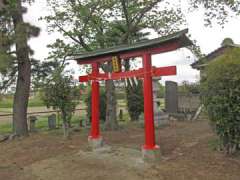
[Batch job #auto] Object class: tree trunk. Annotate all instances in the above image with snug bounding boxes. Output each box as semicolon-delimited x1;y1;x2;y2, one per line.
101;61;118;130
62;111;70;139
62;121;70;139
12;1;30;136
104;79;118;130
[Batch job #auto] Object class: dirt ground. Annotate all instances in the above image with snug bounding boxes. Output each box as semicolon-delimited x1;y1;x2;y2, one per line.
0;119;240;180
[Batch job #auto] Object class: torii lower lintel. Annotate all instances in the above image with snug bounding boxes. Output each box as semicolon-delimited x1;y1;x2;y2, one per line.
79;66;176;82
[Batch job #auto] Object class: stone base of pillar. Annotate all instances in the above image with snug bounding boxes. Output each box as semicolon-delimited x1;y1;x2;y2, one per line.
88;136;103;149
142;145;161;162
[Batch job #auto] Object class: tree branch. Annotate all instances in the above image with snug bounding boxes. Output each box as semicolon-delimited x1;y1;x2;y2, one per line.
55;23;81;44
120;0;130;28
121;0;162;43
132;0;162;26
69;1;104;49
77;34;92;51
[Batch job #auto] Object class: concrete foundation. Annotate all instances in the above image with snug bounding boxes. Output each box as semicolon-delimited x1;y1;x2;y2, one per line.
142;145;161;162
88;136;103;149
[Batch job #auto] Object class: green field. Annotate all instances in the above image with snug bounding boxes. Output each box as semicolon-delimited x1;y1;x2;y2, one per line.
0;96;45;108
0;114;87;134
0;123;12;134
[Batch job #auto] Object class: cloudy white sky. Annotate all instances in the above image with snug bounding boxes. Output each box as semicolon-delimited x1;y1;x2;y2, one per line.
24;1;240;85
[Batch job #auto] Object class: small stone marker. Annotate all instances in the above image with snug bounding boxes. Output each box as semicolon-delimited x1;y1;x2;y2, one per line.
29;116;37;132
48;114;56;129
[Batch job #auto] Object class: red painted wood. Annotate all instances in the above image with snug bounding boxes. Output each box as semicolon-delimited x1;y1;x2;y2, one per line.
153;66;176;77
89;62;100;139
77;41;180;65
79;75;89;82
142;53;157;150
79;66;176;82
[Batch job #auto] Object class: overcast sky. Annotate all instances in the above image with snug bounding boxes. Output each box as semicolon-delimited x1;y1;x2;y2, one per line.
24;1;240;84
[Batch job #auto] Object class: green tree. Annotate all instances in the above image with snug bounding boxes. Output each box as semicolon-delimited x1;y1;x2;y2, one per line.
201;48;240;154
0;0;40;136
41;68;80;138
190;0;240;26
43;0;194;127
0;1;17;88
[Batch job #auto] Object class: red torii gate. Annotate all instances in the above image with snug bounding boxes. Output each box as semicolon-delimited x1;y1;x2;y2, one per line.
74;29;192;158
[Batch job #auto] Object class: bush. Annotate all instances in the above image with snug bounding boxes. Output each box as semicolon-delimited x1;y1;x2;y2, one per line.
126;81;144;121
85;88;106;122
41;70;79;138
201;48;240;154
179;81;200;94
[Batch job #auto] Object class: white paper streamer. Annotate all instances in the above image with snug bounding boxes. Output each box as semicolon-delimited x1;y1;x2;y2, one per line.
129;78;133;87
133;77;138;86
124;78;128;87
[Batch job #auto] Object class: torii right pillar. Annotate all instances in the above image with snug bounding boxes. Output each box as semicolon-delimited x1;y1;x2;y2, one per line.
142;53;161;161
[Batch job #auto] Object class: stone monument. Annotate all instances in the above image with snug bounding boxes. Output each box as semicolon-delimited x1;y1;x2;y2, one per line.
165;81;178;114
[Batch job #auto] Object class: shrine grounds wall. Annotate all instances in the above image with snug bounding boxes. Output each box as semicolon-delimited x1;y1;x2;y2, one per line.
178;92;201;113
165;81;201;114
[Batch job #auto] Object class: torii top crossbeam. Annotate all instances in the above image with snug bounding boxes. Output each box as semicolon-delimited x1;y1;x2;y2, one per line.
74;29;192;157
74;29;192;65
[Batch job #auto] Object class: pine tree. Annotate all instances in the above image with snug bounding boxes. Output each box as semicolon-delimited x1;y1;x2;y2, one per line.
0;0;40;136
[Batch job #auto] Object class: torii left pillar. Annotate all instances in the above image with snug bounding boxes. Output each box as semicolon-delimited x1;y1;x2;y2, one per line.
88;62;103;149
142;53;161;161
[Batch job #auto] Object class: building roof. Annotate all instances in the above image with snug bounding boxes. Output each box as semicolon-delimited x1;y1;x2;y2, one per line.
191;44;240;70
73;29;192;63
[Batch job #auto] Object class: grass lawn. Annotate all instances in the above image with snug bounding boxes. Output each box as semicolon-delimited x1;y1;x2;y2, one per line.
0;96;45;108
0;114;87;135
0;123;12;134
0;108;12;113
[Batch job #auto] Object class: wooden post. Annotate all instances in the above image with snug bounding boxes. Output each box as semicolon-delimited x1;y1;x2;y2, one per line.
89;62;100;139
142;53;159;150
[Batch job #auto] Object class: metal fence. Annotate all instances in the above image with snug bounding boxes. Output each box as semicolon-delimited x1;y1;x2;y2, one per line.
0;108;87;133
0;108;86;117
